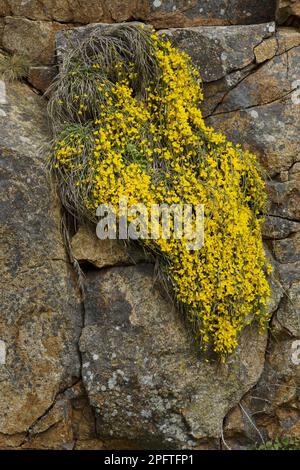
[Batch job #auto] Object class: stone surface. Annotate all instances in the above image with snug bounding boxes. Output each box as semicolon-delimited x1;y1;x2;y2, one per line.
1;1;278;28
28;65;57;94
71;225;149;269
202;27;300;116
56;21;276;119
223;274;300;447
278;0;300;26
54;21;299;450
276;27;300;53
0;80;82;436
263;216;300;239
271;232;300;264
206;42;300;212
275;282;300;337
254;37;278;63
0;15;299;449
2;17;65;65
157;22;275;117
79;264;271;449
161;23;275;83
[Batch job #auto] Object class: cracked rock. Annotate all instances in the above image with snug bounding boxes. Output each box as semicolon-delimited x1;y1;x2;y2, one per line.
79;264;268;449
71;225;150;269
0;80;82;437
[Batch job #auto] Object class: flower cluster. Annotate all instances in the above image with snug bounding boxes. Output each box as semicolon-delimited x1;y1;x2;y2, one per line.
51;27;271;359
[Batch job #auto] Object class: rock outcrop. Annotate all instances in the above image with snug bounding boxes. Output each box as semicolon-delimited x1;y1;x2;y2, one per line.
0;0;299;450
1;1;278;27
79;264;270;448
0;78;84;447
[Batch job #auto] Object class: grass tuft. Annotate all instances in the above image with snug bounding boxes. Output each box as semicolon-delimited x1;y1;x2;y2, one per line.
0;53;30;82
48;23;159;135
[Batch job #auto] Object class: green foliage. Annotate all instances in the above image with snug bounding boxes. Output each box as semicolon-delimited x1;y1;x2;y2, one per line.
48;24;271;359
257;437;300;450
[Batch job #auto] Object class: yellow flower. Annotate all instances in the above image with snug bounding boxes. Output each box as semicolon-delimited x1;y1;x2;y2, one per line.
52;31;270;360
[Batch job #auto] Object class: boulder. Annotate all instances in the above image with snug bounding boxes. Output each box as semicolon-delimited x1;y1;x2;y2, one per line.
278;0;300;25
2;17;65;65
55;21;296;449
206;34;300;226
79;264;273;448
0;79;82;438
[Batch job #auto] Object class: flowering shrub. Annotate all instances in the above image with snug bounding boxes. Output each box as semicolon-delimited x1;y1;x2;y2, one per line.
49;24;271;359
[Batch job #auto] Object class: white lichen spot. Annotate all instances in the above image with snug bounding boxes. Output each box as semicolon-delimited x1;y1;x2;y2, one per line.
0;340;6;365
172;5;176;11
82;362;90;368
220;9;225;15
108;372;118;389
0;81;7;105
141;409;152;419
153;0;162;8
267;24;275;33
0;109;6;117
264;134;276;143
249;110;259;119
92;353;99;361
140;375;154;386
101;385;107;392
199;8;203;13
221;52;228;62
291;79;300;105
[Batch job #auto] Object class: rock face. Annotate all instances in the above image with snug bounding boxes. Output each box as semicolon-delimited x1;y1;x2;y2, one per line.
278;0;300;26
2;17;65;65
0;79;82;444
161;23;276;83
204;28;300;294
71;225;149;269
206;30;300;177
79;264;269;448
28;65;57;94
0;0;299;450
1;1;278;27
195;24;300;448
0;1;278;74
159;22;276;116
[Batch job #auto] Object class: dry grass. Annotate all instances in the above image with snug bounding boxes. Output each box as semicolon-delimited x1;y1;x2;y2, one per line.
47;23;162;223
48;23;160;135
0;53;30;81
